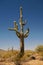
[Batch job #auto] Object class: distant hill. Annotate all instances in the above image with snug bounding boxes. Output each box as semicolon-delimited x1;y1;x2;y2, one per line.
0;49;6;53
0;49;6;57
0;49;5;51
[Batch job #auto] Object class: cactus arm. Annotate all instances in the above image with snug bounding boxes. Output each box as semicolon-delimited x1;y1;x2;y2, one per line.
22;20;27;26
8;28;20;37
16;32;20;38
8;28;16;31
24;28;29;38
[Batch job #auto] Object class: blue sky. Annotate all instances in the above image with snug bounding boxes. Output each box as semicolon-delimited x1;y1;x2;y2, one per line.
0;0;43;50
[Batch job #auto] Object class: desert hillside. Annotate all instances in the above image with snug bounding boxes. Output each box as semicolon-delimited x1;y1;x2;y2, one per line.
0;45;43;65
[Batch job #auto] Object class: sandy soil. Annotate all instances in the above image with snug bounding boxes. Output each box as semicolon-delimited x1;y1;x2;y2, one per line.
0;60;43;65
22;60;43;65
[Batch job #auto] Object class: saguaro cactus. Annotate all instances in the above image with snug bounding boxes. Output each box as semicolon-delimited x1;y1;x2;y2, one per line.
8;7;29;57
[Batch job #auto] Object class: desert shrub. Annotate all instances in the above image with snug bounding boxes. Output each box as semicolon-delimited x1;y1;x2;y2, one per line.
35;45;43;52
35;45;43;56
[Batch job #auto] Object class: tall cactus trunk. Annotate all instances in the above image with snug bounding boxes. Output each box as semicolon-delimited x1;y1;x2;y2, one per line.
20;36;24;57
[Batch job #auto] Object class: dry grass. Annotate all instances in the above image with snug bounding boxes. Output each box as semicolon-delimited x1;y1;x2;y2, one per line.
0;45;43;65
0;60;43;65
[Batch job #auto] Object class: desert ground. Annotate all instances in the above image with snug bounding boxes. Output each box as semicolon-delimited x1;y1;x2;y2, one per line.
0;60;43;65
0;45;43;65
